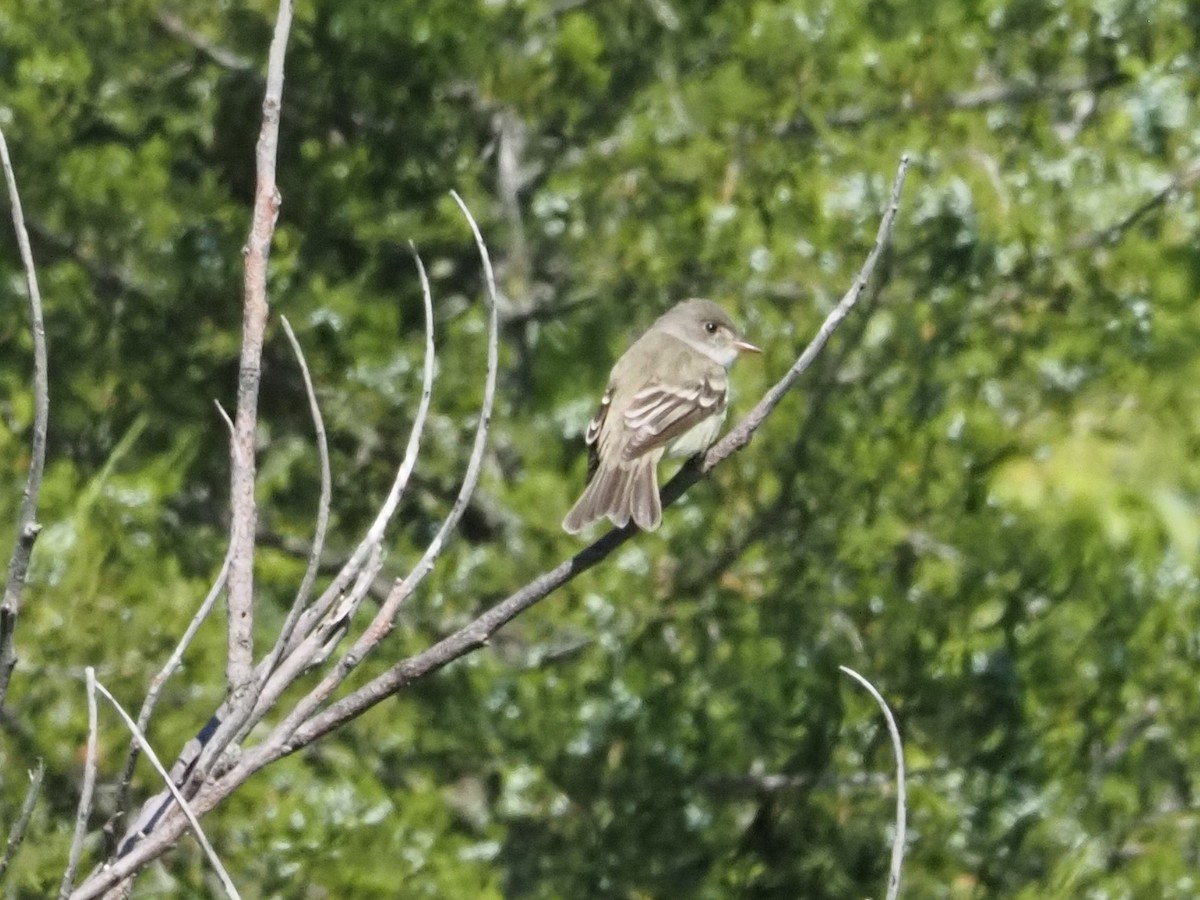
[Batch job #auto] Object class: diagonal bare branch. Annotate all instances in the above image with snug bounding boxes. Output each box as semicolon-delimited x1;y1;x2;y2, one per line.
0;758;44;882
0;125;51;710
1074;155;1200;249
111;545;234;827
112;245;441;861
839;665;907;900
90;681;242;900
59;669;99;899
697;154;910;471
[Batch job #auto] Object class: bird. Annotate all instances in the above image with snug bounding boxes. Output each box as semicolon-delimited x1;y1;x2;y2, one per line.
562;298;760;534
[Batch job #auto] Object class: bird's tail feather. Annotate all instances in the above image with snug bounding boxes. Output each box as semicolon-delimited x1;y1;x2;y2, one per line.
562;458;661;533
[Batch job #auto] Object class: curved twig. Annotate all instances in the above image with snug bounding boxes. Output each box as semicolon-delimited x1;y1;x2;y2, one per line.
0;125;51;710
213;400;236;443
121;245;441;855
275;243;438;660
92;681;241;900
112;546;234;823
59;669;99;899
233;244;439;743
259;316;333;680
252;193;500;752
839;665;907;900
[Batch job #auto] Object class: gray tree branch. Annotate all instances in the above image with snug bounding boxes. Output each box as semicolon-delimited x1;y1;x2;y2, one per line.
0;758;44;882
0;126;50;710
59;668;99;899
91;681;241;900
258;316;333;680
225;0;294;710
840;665;908;900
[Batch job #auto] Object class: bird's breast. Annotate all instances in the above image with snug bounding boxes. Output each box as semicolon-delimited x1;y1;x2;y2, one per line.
665;408;727;459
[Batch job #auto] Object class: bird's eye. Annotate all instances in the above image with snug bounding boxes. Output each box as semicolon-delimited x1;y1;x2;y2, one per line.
704;321;719;335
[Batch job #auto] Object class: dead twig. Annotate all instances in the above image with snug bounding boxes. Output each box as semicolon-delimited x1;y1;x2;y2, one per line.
233;244;437;744
251;192;499;755
111;545;234;826
259;317;333;680
59;669;100;899
91;680;241;900
224;0;295;711
0;759;44;881
0;125;51;710
840;665;907;900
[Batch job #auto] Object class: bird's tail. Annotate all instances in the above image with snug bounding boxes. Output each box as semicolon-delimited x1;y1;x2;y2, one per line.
562;456;661;534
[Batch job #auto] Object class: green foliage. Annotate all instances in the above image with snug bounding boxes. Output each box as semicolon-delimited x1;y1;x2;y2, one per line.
3;0;1200;896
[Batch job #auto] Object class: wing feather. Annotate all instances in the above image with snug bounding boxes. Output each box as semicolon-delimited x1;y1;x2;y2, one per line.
583;386;613;482
621;373;727;460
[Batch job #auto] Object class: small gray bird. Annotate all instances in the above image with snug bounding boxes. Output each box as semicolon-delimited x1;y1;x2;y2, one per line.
563;298;760;534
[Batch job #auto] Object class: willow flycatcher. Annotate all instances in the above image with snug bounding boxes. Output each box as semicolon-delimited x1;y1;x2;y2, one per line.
562;298;760;534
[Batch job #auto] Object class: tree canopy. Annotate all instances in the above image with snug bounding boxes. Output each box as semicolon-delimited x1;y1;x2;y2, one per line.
2;0;1199;896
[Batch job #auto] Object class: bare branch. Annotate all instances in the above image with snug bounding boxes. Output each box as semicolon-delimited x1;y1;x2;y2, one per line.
0;125;51;710
373;193;499;622
258;317;333;680
278;246;438;656
283;155;911;750
700;154;909;470
214;399;236;442
1075;155;1200;249
104;405;239;856
251;195;499;753
225;0;295;709
106;183;442;878
232;245;437;744
239;542;384;749
839;665;907;900
90;681;241;900
112;546;234;822
297;544;385;672
59;669;99;899
782;70;1127;136
95;2;297;878
0;758;44;881
154;12;255;72
97;881;133;900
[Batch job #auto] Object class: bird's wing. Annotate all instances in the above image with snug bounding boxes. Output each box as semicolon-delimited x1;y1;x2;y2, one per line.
621;371;727;460
583;385;613;482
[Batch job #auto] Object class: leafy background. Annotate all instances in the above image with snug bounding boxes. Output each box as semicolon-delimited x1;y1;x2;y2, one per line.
2;0;1199;897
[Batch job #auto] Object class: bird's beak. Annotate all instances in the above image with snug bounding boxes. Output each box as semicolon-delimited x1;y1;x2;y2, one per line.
733;339;762;355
